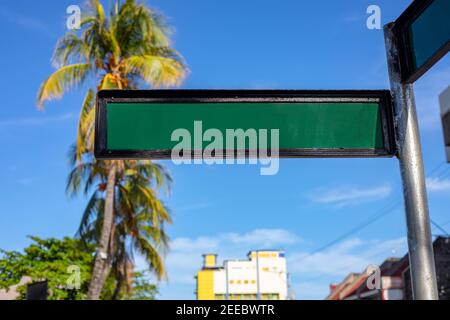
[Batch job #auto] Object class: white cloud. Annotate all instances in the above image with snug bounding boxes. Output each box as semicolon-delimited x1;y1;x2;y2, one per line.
171;236;220;252
289;237;406;278
168;229;300;254
289;238;366;277
225;229;300;247
310;184;392;207
0;8;56;38
293;281;331;300
426;177;450;192
17;177;39;186
176;202;210;213
0;113;74;128
340;12;361;24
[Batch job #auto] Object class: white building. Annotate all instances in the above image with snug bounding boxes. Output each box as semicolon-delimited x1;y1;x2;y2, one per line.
196;250;288;300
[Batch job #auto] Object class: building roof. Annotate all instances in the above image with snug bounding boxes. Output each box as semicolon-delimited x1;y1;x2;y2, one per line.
246;250;285;257
326;236;450;300
338;273;370;300
326;273;361;300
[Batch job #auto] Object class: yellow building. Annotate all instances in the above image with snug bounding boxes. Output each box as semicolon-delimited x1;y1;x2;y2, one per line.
196;251;288;300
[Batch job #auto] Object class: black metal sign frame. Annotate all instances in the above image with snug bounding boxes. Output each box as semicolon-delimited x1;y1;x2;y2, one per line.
393;0;450;83
95;90;396;160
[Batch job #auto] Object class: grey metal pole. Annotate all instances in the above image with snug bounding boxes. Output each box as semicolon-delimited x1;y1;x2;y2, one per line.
384;23;438;300
225;261;229;300
255;251;261;300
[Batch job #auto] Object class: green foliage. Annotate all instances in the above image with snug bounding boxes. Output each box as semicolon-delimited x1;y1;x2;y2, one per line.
118;271;158;300
0;236;94;300
0;236;158;300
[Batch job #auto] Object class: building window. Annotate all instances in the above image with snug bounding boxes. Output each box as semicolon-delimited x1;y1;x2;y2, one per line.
224;294;259;300
262;293;280;300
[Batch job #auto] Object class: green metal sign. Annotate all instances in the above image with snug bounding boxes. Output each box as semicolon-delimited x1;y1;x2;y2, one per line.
393;0;450;83
95;90;395;159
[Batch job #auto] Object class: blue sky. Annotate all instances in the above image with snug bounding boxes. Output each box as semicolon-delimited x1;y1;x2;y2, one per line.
0;0;449;300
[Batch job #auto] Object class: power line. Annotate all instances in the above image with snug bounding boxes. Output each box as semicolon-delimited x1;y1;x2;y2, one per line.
440;219;450;228
303;216;450;281
425;161;447;178
430;219;450;236
302;219;449;284
297;163;450;288
296;161;447;264
427;162;450;236
295;200;401;264
294;162;449;294
300;240;407;283
303;219;449;284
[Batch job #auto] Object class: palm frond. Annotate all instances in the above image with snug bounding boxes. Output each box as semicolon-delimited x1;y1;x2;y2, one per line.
37;63;91;109
66;159;104;197
66;162;91;196
134;234;166;280
82;2;113;66
90;0;106;28
116;184;135;221
99;73;123;89
135;161;172;193
140;224;169;250
114;0;170;56
122;55;186;88
77;192;102;239
76;89;96;159
52;33;88;68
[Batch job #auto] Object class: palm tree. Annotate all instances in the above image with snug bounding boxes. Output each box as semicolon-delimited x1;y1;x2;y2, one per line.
37;0;186;299
66;150;172;299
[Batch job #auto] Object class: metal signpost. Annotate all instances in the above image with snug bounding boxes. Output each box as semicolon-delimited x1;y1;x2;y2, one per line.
384;0;449;300
385;25;438;300
94;0;449;301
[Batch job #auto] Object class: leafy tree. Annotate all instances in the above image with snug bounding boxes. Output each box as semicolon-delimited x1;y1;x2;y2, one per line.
0;236;95;300
120;271;158;300
0;237;159;300
37;0;186;299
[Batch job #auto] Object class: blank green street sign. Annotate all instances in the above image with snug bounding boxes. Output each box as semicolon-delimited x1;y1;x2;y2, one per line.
94;90;396;159
394;0;450;83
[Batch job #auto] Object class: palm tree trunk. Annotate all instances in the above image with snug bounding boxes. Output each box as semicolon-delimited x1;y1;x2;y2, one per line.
88;163;117;300
111;278;123;300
